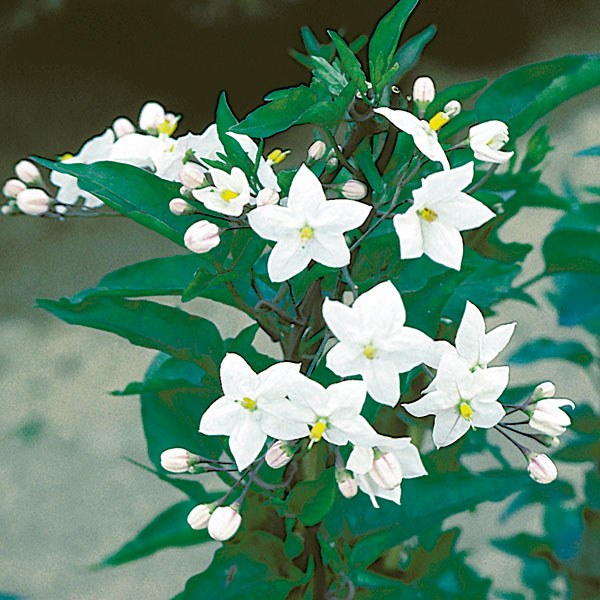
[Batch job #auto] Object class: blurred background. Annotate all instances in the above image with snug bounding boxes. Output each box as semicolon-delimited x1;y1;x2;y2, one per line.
0;0;598;598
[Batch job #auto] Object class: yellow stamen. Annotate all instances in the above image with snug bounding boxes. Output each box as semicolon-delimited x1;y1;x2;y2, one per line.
418;207;438;222
241;397;256;410
267;149;289;164
309;420;327;443
428;111;450;131
221;189;239;202
300;225;314;242
459;402;474;421
59;153;74;161
363;344;377;360
157;118;178;136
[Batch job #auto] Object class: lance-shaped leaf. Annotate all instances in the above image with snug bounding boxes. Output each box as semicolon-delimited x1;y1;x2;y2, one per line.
390;24;437;83
509;339;594;366
328;30;368;95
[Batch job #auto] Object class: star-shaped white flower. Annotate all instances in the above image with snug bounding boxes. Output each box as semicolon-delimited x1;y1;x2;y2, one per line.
323;281;436;406
192;167;251;217
286;378;378;448
374;107;449;170
248;164;371;282
393;162;495;270
403;353;508;448
469;120;514;164
199;354;310;470
346;433;427;508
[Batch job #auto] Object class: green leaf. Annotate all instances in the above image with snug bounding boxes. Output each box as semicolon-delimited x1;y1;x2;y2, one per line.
286;467;337;526
389;25;437;83
100;501;211;567
32;159;197;246
368;0;419;91
548;273;600;335
349;531;391;569
509;338;594;366
355;140;383;194
328;31;368;95
544;229;600;275
37;297;224;378
301;26;334;61
521;126;554;171
475;54;600;137
311;56;349;95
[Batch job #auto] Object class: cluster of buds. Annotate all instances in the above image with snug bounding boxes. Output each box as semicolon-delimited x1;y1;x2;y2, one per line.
2;160;52;216
187;503;242;541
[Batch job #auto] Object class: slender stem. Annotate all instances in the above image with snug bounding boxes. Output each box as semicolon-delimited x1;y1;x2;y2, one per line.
256;299;304;325
466;163;499;194
319;125;358;175
494;425;529;459
306;331;332;377
341;266;358;300
498;423;541;443
517;272;546;290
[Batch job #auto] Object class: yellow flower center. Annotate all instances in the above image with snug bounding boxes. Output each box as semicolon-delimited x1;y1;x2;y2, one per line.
241;396;256;410
221;189;239;202
428;111;450;131
266;148;289;164
363;344;377;360
418;207;438;222
309;420;327;443
300;225;314;242
157;118;178;136
59;153;74;161
459;402;474;421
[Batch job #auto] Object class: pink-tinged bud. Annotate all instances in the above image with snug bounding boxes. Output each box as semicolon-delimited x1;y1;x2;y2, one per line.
527;453;557;484
529;398;574;437
369;451;403;490
139;101;166;133
533;381;556;401
265;441;294;469
179;163;206;189
169;198;194;216
16;189;50;216
341;180;368;200
112;117;136;138
208;505;242;541
443;100;462;118
307;140;327;162
412;76;435;117
3;178;27;199
187;504;213;530
335;468;358;498
15;160;42;185
160;447;201;473
1;201;19;215
256;188;280;207
184;220;220;254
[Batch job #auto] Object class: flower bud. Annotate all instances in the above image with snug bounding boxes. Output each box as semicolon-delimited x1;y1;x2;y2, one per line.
529;398;574;437
16;188;50;216
307;140;326;162
139;101;166;133
369;451;403;490
335;468;358;498
208;505;242;541
256;188;280;207
160;447;201;473
178;163;206;189
187;504;213;530
412;76;435;117
169;198;194;216
1;201;19;215
3;178;27;199
265;440;294;469
325;156;339;174
532;381;556;401
112;117;135;138
443;100;462;118
184;220;220;254
341;180;368;200
15;160;42;185
527;453;557;484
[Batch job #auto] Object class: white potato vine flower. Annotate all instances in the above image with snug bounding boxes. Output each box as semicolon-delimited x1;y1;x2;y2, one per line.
529;398;575;437
192;167;251;217
323;281;437;406
374;107;449;170
393;162;495;270
469;120;514;164
404;353;508;448
346;433;427;508
199;354;310;470
248;164;371;282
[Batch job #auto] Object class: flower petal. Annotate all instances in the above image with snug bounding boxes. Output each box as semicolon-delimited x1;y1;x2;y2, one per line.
455;301;486;368
362;358;401;406
403;390;455;417
220;353;259;399
393;210;423;260
353;281;406;338
230;416;267;470
322;298;363;344
199;396;241;436
471;401;504;428
287;164;326;215
267;238;311;282
421;219;464;270
247;205;300;241
347;446;374;475
481;322;516;366
325;341;366;377
432;408;470;448
309;231;351;268
471;366;509;403
313;199;371;233
432;193;495;231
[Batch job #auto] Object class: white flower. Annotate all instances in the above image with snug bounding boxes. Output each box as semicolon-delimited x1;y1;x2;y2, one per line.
287;378;378;448
208;505;241;541
50;128;116;208
527;453;557;484
374;107;449;169
138;101;179;136
192;167;251;217
323;281;436;406
529;398;575;437
199;354;310;470
393;162;495;270
469;121;514;164
404;353;508;448
248;164;370;282
346;434;427;508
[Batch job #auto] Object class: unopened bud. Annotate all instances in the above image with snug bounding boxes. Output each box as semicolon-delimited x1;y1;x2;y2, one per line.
15;160;42;185
266;148;289;165
369;451;403;490
341;180;368;200
112;117;136;138
208;505;242;541
265;440;294;469
307;140;326;162
139;101;166;133
443;100;462;118
187;504;214;530
325;155;339;173
540;435;561;449
3;179;27;199
184;220;220;254
178;163;206;189
527;453;557;484
1;201;19;215
256;188;280;207
169;198;194;216
16;189;50;216
532;381;556;401
336;468;358;498
529;398;574;437
160;447;201;473
413;76;435;117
